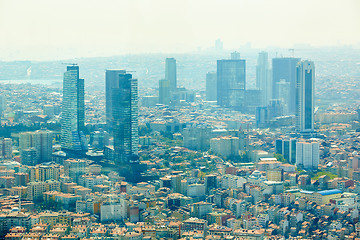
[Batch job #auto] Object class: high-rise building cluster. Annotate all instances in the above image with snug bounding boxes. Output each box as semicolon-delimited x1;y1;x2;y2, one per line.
1;47;358;240
60;66;140;164
206;51;315;134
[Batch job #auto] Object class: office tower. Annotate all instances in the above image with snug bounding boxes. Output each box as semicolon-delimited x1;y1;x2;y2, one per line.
256;52;272;106
217;52;246;110
159;79;170;105
61;65;87;153
296;141;319;169
106;70;126;128
19;130;53;164
276;79;290;115
275;139;297;164
272;57;301;114
111;71;139;163
296;60;315;133
206;72;217;101
165;58;177;92
0;138;12;160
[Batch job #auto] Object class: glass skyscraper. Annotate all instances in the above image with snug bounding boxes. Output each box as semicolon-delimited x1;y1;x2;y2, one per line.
256;51;272;106
110;71;139;163
296;60;315;133
106;70;127;128
61;65;87;153
272;57;301;114
217;53;246;110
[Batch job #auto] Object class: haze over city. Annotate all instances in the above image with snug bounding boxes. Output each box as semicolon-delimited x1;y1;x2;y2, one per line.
0;0;359;239
0;0;359;60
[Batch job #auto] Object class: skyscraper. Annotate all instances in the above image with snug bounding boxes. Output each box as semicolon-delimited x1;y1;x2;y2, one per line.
111;71;139;163
296;60;315;133
165;58;177;92
61;65;87;153
272;57;301;114
159;79;170;105
106;70;126;128
217;53;246;110
206;72;217;101
256;52;272;106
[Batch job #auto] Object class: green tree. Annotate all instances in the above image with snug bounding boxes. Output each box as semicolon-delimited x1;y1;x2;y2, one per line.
274;153;286;163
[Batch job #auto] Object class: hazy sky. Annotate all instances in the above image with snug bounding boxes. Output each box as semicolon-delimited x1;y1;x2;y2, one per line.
0;0;359;60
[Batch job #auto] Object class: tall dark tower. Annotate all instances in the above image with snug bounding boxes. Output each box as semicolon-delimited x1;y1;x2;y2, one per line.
110;71;139;164
106;70;126;128
272;57;300;114
296;60;315;133
217;52;246;110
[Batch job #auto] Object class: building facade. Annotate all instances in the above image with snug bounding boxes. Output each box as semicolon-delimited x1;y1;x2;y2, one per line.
256;51;272;106
206;72;217;101
272;57;301;114
275;138;297;164
61;65;87;153
106;70;127;128
159;79;170;105
217;53;246;110
296;60;315;133
296;141;319;169
111;72;139;163
19;130;53;164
